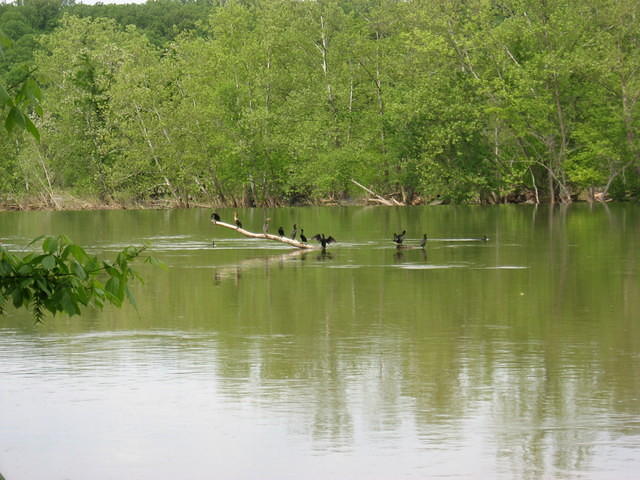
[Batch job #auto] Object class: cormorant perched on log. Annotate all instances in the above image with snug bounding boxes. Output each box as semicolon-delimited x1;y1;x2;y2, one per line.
313;233;336;250
291;224;297;240
234;212;242;229
420;233;427;248
393;230;406;245
263;217;270;233
300;229;307;243
278;226;285;237
211;212;221;223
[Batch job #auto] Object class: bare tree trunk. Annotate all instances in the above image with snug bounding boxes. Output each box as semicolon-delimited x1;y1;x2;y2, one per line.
36;149;59;209
318;14;334;106
530;167;540;204
133;102;180;204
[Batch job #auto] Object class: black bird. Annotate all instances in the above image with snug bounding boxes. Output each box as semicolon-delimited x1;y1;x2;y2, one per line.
480;235;489;241
419;233;427;248
263;217;270;233
234;212;242;229
300;229;307;243
211;212;221;223
291;224;298;240
312;233;336;250
278;226;285;237
211;240;216;247
393;230;407;245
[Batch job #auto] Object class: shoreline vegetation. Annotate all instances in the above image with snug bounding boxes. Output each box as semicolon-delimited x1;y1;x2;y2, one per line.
2;0;640;208
0;187;613;213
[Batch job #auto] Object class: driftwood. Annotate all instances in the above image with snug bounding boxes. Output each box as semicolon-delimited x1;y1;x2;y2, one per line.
211;219;316;250
351;179;404;206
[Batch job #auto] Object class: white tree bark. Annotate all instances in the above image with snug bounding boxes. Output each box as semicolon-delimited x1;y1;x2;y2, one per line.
211;219;317;249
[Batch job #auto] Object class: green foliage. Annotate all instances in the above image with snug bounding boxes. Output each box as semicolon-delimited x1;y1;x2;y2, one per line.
0;235;159;322
2;0;640;205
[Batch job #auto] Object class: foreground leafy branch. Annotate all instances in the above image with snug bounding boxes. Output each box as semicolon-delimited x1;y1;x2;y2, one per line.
0;235;159;322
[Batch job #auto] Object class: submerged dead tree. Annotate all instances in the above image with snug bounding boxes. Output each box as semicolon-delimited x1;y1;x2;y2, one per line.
211;217;316;250
351;179;404;206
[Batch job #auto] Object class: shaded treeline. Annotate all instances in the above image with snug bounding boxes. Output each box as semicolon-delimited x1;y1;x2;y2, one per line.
1;0;639;207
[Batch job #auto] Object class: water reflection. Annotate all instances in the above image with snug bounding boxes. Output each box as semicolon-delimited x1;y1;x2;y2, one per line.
211;249;310;284
393;247;427;263
1;205;639;479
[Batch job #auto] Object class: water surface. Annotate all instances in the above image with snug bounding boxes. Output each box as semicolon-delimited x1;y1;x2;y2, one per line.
1;205;639;479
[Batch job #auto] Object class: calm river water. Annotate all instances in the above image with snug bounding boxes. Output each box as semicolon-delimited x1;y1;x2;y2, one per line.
1;205;639;479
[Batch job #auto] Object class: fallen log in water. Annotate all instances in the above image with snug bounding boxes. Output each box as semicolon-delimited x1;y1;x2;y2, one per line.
211;218;316;250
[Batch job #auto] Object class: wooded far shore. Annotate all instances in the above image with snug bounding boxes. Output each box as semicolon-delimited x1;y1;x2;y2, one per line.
2;0;639;208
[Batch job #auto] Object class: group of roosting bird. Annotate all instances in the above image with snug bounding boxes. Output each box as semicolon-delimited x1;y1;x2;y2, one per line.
210;211;436;250
211;211;336;249
392;230;428;249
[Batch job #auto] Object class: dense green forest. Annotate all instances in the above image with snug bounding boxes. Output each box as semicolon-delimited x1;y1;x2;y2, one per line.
1;0;639;207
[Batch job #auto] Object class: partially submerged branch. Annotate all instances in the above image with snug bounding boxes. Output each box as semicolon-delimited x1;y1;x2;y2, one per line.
211;219;316;249
351;179;404;206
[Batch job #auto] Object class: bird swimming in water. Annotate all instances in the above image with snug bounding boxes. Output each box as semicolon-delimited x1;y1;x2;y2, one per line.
263;217;270;233
480;235;489;241
211;212;220;223
420;233;427;248
300;229;307;243
278;226;285;236
234;212;242;229
312;233;336;250
291;224;297;240
393;230;406;245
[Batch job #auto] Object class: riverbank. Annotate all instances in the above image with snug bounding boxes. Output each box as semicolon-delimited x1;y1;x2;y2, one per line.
0;191;387;211
0;189;615;212
0;193;206;212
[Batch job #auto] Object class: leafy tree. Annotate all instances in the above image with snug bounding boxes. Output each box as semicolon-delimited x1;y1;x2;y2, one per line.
1;29;42;139
2;28;158;324
4;0;640;206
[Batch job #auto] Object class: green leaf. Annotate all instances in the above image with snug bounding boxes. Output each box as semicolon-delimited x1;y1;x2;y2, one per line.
0;85;11;107
72;261;87;280
75;286;90;305
36;278;51;296
24;115;40;142
125;286;137;308
18;264;33;275
43;237;59;254
27;235;45;247
12;288;23;308
0;259;12;275
105;276;122;301
61;292;80;316
41;255;56;270
146;255;167;269
22;78;42;103
5;106;25;133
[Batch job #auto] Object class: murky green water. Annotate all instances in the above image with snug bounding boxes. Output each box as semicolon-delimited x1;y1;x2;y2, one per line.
1;205;639;479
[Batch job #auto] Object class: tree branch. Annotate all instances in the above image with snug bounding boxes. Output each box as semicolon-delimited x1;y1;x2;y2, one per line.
350;179;404;206
211;219;316;249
